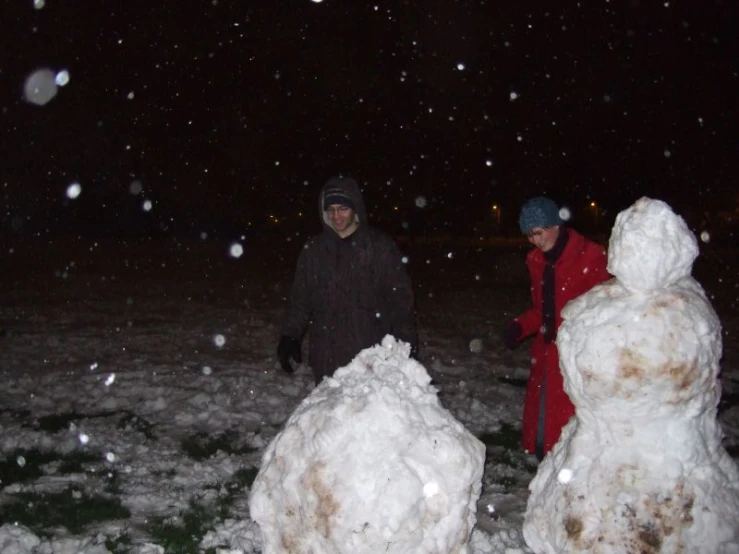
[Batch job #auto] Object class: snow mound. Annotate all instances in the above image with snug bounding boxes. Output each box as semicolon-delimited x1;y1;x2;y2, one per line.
200;519;262;552
607;197;699;292
0;525;41;554
249;335;486;554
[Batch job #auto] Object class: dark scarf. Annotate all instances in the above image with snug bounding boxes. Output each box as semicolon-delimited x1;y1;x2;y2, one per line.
541;227;569;343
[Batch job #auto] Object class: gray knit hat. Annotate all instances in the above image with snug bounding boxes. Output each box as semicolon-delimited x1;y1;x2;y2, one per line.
322;178;356;211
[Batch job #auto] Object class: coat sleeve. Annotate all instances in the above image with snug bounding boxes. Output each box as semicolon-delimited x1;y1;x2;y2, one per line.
515;295;541;339
280;243;313;341
378;238;417;348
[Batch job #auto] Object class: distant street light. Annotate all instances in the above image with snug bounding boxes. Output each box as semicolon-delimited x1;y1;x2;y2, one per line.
491;204;501;225
590;201;599;227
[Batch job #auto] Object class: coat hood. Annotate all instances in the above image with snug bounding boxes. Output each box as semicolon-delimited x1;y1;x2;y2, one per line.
318;177;367;231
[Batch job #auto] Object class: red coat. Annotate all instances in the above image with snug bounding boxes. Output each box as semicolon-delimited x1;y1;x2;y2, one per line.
514;229;610;456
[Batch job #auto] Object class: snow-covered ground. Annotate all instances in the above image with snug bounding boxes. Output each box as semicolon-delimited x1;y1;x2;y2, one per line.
1;234;737;554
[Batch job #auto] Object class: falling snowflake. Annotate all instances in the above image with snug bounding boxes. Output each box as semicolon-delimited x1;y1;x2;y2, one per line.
557;468;573;483
24;68;58;106
469;339;483;354
55;70;70;86
129;180;143;195
66;182;82;199
229;243;244;258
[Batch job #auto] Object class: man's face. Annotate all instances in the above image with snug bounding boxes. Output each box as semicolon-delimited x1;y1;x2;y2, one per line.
527;226;560;252
325;204;357;237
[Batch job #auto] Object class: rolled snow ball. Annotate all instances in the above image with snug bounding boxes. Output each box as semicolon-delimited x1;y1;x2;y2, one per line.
250;336;485;554
23;68;58;106
607;197;698;291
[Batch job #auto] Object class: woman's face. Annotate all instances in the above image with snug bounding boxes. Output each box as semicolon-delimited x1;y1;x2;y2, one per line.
527;226;560;252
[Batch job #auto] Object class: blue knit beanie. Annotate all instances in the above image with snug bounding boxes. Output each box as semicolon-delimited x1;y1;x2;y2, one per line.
518;197;563;234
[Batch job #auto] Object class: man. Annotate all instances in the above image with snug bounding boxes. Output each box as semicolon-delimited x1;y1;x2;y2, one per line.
504;196;610;460
277;176;417;384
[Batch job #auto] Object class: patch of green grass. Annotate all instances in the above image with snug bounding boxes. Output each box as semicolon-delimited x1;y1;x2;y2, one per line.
1;448;112;488
0;449;57;487
57;450;103;474
152;467;178;479
478;422;521;451
103;469;124;495
147;466;259;553
497;376;528;388
719;391;739;416
33;410;156;440
0;407;31;421
105;532;133;554
148;500;214;554
231;466;259;489
494;475;518;490
0;487;130;535
35;412;90;433
478;424;540;478
215;467;259;519
181;431;257;461
117;412;156;440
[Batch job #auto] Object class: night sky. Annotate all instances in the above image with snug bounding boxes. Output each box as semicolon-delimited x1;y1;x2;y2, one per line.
2;0;737;237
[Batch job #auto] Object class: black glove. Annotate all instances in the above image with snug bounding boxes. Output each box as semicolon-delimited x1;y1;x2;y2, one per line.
277;335;301;374
503;322;522;350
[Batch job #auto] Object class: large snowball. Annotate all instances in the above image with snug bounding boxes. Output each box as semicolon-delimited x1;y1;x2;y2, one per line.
249;336;485;554
607;197;698;292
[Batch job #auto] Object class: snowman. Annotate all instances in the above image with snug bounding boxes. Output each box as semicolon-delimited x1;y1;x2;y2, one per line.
523;197;739;553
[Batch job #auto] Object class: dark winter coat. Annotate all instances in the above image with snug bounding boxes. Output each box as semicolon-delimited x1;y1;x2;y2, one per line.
281;178;417;383
514;228;610;457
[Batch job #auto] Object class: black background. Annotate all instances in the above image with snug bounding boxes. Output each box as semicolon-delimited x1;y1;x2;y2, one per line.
2;0;737;238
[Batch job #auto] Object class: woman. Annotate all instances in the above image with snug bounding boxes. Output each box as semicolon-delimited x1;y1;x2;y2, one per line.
504;196;610;459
